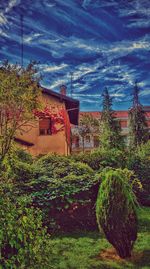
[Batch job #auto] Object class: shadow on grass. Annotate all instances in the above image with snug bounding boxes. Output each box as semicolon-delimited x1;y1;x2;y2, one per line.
138;219;150;232
51;230;103;240
132;250;150;268
138;207;150;232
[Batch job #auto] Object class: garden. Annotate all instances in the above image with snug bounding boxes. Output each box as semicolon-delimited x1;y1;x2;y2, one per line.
0;63;150;268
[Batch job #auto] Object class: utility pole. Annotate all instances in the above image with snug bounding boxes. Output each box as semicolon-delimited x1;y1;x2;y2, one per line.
133;80;140;107
70;72;73;97
20;14;24;67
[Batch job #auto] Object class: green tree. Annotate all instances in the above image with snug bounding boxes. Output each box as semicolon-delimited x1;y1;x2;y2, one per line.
129;82;149;149
0;61;41;163
79;114;100;152
96;168;138;258
99;88;124;150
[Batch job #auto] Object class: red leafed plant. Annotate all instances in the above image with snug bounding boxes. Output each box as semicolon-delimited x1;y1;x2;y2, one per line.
33;105;65;134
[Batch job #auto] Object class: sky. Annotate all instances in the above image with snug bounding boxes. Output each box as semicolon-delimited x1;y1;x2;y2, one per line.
0;0;150;111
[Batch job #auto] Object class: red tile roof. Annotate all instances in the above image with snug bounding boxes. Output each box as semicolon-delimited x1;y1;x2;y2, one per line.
80;108;150;120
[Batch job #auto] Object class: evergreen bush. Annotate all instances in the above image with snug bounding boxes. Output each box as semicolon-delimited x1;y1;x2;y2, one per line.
96;168;138;258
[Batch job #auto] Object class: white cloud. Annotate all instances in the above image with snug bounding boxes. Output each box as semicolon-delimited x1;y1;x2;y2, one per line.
43;64;68;73
80;98;100;104
24;33;43;44
5;0;21;13
73;94;100;98
110;92;125;97
139;89;150;96
49;80;66;89
0;29;9;37
0;13;7;25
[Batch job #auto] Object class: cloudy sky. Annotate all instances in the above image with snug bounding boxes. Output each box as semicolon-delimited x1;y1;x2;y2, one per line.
0;0;150;111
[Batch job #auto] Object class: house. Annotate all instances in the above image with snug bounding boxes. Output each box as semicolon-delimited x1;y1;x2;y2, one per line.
71;107;150;153
16;85;79;156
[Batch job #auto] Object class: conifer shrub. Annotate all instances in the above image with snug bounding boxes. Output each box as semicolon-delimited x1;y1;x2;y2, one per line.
96;168;138;258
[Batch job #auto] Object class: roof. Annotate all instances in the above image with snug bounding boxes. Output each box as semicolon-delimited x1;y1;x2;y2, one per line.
14;137;34;146
80;108;150;120
42;87;79;125
80;111;101;119
143;106;150;111
80;111;128;119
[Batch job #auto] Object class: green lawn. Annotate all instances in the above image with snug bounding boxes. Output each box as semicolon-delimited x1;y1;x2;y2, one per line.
47;207;150;269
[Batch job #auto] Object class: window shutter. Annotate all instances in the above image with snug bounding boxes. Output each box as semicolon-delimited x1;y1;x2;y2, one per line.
39;118;51;129
39;118;51;135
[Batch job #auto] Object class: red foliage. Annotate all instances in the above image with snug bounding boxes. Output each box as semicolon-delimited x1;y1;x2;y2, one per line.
33;105;71;146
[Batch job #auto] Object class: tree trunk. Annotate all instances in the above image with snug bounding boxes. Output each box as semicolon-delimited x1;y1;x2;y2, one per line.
82;137;85;153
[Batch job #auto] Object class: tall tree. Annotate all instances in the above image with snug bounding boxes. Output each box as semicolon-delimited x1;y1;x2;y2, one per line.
0;61;41;162
129;82;149;148
99;88;124;150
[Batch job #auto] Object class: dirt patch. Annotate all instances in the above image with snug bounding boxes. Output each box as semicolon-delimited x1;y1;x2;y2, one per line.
98;248;143;263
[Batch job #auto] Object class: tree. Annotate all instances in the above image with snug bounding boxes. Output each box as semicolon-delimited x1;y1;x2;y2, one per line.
129;82;149;149
0;61;41;162
99;88;124;150
96;168;138;258
79;114;100;152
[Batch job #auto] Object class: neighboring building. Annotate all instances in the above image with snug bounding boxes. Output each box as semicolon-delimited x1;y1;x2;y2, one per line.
16;85;79;156
71;107;150;154
71;112;100;154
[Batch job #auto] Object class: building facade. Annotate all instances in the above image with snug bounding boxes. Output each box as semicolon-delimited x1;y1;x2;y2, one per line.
16;86;79;156
71;108;150;154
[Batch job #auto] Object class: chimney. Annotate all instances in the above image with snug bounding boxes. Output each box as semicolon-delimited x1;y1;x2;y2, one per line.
60;85;67;95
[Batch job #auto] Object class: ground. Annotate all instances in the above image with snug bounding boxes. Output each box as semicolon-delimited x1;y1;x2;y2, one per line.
47;207;150;269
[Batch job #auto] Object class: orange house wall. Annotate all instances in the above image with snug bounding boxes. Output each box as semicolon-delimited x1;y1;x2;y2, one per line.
16;93;70;156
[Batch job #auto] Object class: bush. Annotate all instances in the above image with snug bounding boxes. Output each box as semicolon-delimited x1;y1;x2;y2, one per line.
1;147;34;182
127;142;150;206
0;181;51;268
14;148;33;164
96;168;138;258
72;148;126;171
17;154;100;232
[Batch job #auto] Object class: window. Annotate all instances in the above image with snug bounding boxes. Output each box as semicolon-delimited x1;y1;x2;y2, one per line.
73;136;79;148
123;135;128;144
85;135;90;143
39;118;51;135
120;120;127;128
94;136;99;147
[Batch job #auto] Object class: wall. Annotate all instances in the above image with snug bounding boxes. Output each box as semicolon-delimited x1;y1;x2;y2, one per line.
16;93;70;156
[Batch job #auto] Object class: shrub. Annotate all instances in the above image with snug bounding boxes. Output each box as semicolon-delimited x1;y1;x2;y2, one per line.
96;168;138;258
17;154;100;232
127;142;150;206
35;153;93;178
72;148;126;171
1;147;34;182
14;148;33;164
0;181;51;268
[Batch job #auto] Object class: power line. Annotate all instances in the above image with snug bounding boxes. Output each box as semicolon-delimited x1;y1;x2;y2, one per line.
133;80;140;107
20;14;24;67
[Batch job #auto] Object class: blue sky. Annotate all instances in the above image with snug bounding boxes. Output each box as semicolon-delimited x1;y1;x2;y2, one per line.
0;0;150;111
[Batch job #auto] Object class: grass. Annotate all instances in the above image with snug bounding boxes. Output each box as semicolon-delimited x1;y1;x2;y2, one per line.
46;207;150;269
